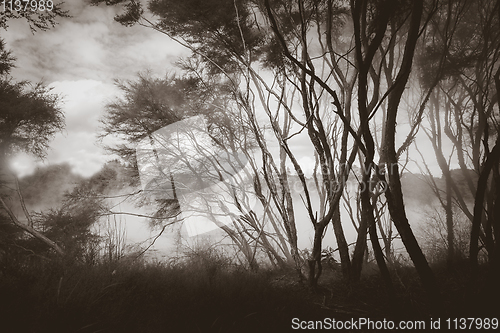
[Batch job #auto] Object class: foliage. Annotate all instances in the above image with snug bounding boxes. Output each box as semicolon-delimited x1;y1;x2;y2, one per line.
1;248;499;332
419;208;471;264
0;40;15;76
92;0;500;297
0;39;64;167
0;8;68;161
415;0;500;272
0;80;64;158
0;254;317;333
0;193;101;267
32;205;101;262
18;163;83;209
0;36;67;266
98;69;256;199
0;160;136;273
99;72;217;165
75;160;130;194
92;0;424;287
417;0;497;87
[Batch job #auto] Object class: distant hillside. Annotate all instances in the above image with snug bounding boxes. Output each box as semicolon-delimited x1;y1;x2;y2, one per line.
19;163;83;211
287;168;476;209
15;162;478;215
400;173;435;207
17;160;132;213
401;169;477;208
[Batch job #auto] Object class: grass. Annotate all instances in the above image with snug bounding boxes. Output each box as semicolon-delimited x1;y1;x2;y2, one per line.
1;252;499;333
0;256;327;333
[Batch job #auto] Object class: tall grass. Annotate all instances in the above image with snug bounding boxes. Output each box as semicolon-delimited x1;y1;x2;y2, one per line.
1;239;498;332
0;247;322;333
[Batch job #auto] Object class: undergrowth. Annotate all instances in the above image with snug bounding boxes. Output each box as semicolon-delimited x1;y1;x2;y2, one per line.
0;252;326;333
1;250;498;333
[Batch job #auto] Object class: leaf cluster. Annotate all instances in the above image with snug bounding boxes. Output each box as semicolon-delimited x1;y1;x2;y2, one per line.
99;70;243;169
100;73;200;144
0;80;64;158
33;204;100;259
416;0;499;88
96;0;351;72
0;40;15;76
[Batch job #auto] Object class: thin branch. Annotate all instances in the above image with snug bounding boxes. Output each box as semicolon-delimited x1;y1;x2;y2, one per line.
0;197;64;256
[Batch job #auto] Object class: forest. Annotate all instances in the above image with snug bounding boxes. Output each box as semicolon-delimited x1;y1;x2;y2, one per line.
1;0;499;332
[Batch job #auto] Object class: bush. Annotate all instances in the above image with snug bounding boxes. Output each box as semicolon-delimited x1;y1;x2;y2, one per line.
418;207;470;265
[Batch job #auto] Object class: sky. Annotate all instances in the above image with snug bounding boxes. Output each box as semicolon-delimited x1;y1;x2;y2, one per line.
0;0;449;254
3;0;189;177
2;0;445;180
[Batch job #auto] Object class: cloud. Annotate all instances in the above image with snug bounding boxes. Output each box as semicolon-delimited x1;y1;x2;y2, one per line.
49;79;117;131
46;79;124;176
4;1;188;83
3;1;190;177
44;131;109;176
11;79;119;177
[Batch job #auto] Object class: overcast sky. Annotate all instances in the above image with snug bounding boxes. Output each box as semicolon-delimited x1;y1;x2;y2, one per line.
3;0;443;179
3;0;188;176
0;1;452;255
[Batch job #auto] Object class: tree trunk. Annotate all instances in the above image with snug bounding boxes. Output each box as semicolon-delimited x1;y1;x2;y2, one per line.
332;202;351;281
492;169;500;278
308;223;326;288
379;0;441;304
359;164;394;293
351;184;368;282
429;91;455;268
445;174;454;268
220;224;259;271
384;167;440;300
470;138;500;272
369;209;394;296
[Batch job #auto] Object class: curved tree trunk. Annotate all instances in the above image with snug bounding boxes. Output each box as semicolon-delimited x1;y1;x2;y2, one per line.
379;0;441;305
351;172;370;282
308;224;325;288
470;138;500;272
369;209;394;296
332;202;351;281
384;167;440;299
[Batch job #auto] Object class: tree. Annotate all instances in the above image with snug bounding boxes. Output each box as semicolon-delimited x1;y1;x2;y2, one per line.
100;72;296;270
0;38;65;257
99;72;193;187
0;81;64;162
94;1;455;299
416;0;500;278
